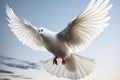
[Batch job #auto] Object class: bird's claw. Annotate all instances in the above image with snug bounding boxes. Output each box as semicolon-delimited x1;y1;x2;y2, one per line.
53;57;58;65
62;57;66;65
53;57;67;65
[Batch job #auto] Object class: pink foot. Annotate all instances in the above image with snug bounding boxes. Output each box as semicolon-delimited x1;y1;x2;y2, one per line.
53;57;58;65
62;57;66;65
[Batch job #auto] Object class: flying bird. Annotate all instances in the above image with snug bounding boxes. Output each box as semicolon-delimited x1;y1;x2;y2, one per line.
6;0;112;80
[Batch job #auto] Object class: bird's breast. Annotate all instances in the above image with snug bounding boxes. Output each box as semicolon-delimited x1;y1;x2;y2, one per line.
43;36;69;58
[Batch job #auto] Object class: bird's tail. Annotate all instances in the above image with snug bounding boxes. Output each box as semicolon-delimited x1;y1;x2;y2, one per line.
40;54;95;80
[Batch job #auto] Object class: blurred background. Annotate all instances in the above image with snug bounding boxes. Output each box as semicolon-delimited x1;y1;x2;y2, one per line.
0;0;120;80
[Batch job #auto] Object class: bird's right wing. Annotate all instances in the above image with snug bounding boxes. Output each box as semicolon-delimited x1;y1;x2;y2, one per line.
6;6;46;51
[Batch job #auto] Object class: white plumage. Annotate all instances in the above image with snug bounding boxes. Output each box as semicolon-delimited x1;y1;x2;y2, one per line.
6;0;112;80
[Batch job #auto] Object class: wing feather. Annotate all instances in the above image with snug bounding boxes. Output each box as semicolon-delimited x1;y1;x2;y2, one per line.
6;6;46;51
57;0;112;51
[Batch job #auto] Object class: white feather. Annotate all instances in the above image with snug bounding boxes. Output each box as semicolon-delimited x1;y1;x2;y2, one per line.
41;54;95;80
6;5;46;51
57;0;112;51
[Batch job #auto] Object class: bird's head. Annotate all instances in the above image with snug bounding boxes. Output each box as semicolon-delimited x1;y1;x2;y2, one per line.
37;27;54;38
37;27;45;33
37;27;49;36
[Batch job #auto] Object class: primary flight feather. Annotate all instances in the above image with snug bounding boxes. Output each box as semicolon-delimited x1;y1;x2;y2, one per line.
6;0;112;80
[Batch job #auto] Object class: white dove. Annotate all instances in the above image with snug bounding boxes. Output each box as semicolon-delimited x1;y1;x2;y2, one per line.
6;0;112;80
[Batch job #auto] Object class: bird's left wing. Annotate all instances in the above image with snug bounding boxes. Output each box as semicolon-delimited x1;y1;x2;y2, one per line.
57;0;112;51
6;6;46;51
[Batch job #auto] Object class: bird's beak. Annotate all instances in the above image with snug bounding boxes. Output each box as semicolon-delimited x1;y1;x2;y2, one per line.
36;32;42;38
36;32;39;37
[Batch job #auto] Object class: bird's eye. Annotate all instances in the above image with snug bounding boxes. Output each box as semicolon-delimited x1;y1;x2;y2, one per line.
41;29;43;32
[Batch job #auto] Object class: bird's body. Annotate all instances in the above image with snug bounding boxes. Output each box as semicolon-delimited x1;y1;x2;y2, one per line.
41;31;70;58
6;0;112;80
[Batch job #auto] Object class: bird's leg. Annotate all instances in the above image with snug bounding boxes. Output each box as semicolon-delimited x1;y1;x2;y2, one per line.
53;57;58;65
62;57;67;65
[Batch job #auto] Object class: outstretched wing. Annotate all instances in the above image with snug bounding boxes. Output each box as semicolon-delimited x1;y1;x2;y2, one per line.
6;6;46;51
57;0;112;51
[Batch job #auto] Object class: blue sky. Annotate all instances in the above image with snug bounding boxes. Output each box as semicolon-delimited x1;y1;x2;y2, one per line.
0;0;120;80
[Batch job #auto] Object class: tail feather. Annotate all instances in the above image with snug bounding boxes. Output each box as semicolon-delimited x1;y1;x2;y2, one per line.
40;54;95;80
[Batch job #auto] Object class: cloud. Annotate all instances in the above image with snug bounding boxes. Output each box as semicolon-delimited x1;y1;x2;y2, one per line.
0;55;40;80
0;55;40;70
0;78;11;80
9;75;32;79
0;75;32;80
0;69;14;74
